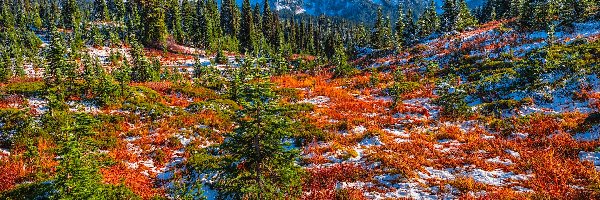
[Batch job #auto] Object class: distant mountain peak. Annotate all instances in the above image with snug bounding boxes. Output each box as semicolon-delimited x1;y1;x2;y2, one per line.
240;0;485;23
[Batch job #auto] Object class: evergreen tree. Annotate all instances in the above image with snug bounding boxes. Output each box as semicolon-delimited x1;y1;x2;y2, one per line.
253;3;262;31
51;113;140;199
394;4;406;46
508;0;521;18
324;33;337;59
0;48;10;82
90;25;104;47
0;4;19;76
82;55;99;93
263;0;278;50
455;0;477;31
253;3;265;54
383;16;393;48
333;40;354;78
417;0;440;38
112;0;126;22
50;1;61;29
113;62;131;95
46;29;68;87
204;0;222;50
127;0;142;38
181;0;195;44
371;8;385;49
596;0;600;19
519;0;535;29
196;0;209;47
532;0;549;29
239;0;255;54
168;0;184;43
129;37;156;82
479;0;512;21
403;8;417;45
221;0;236;36
271;13;283;50
142;0;168;48
441;0;459;32
215;60;303;199
31;2;43;29
70;22;85;58
93;0;109;21
53;114;102;199
560;0;592;28
62;0;80;29
561;0;577;27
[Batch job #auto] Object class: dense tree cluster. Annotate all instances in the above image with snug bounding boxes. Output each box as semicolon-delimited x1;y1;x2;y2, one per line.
6;0;583;85
476;0;600;30
0;0;498;82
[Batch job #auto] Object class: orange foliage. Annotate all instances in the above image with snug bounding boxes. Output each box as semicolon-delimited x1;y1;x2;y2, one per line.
303;164;371;200
101;164;162;199
520;115;562;139
0;157;27;192
520;148;597;198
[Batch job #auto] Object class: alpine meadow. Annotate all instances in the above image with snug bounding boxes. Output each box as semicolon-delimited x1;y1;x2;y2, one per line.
1;0;600;199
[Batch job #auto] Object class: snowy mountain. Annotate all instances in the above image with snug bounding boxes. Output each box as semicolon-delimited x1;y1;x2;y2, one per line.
237;0;485;23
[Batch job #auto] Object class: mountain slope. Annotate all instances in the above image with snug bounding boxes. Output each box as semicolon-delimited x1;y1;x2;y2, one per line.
238;0;485;23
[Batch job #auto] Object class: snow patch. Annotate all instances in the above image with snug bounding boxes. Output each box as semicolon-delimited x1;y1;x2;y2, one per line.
300;96;330;106
485;156;514;166
359;136;384;146
573;125;600;141
579;151;600;170
465;168;530;186
353;125;367;134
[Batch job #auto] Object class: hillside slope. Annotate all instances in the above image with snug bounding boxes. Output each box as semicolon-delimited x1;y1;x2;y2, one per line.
240;0;485;22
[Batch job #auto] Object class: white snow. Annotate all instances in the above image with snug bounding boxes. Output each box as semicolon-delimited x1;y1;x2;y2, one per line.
353;125;367;134
573;125;600;141
511;132;529;139
67;101;100;113
359;136;384;146
366;182;438;200
505;149;520;158
579;151;600;170
465;168;530;186
0;148;10;157
124;136;141;142
383;128;410;138
418;167;456;180
27;97;48;114
300;96;330;106
485;156;514;166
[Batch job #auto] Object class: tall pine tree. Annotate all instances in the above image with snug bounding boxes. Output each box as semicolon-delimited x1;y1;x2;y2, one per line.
46;29;68;87
403;8;417;45
417;0;440;38
371;8;386;49
62;0;80;29
455;0;477;31
220;0;236;36
129;37;156;82
142;0;168;48
441;0;458;32
214;60;303;199
93;0;109;21
112;0;126;22
239;0;256;54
